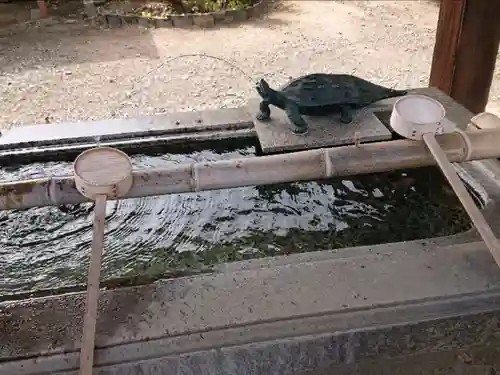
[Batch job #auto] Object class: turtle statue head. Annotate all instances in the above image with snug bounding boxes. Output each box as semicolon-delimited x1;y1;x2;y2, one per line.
255;79;273;101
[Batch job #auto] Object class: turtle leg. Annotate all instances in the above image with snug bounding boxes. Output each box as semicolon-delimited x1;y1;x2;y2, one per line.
285;102;308;135
339;105;353;124
256;101;271;121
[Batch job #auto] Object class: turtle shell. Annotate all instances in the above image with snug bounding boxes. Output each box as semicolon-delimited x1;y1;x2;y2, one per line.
279;73;405;108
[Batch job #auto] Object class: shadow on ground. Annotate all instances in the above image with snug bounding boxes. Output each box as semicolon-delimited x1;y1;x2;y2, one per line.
0;0;296;72
0;1;296;74
0;20;159;72
0;0;159;71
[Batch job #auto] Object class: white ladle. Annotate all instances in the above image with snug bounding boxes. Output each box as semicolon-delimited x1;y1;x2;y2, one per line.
390;95;500;267
73;147;133;375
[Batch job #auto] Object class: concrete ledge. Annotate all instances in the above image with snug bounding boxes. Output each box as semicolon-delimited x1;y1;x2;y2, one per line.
0;128;256;165
2;237;500;374
0;107;256;164
0;107;254;150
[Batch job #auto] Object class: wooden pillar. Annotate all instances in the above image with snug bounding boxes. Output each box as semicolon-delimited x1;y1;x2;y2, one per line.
429;0;500;114
37;0;48;17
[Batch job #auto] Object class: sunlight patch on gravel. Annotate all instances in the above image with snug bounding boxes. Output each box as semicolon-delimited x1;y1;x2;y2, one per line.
0;1;498;130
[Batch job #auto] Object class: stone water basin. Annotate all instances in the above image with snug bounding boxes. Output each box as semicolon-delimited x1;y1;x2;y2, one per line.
0;137;478;298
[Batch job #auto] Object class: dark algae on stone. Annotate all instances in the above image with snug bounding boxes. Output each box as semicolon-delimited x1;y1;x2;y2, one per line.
0;140;475;296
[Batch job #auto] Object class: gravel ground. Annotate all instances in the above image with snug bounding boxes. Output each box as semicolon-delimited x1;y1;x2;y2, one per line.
0;0;499;129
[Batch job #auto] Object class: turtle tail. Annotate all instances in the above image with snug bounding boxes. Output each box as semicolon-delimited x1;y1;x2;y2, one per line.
390;89;408;97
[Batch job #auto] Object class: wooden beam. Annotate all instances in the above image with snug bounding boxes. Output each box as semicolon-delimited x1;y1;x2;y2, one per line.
429;0;500;114
37;0;48;18
429;0;466;94
451;0;500;114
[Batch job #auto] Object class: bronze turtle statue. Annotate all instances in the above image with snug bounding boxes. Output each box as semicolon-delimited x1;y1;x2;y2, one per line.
255;73;408;135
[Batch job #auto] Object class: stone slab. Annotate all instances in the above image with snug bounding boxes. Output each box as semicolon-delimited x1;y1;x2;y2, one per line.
0;107;253;150
251;87;474;154
250;98;392;153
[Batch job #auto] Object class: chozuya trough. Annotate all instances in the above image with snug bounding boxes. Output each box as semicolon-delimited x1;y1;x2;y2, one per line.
3;73;500;375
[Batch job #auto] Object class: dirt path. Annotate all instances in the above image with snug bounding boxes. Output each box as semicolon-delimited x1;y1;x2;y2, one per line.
0;0;498;129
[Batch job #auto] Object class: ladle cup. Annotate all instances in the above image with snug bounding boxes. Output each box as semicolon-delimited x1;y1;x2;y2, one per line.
391;95;500;267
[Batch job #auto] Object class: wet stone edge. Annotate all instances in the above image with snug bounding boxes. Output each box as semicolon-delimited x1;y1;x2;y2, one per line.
95;0;268;29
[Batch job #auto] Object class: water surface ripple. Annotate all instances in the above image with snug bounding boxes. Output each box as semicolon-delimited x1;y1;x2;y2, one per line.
0;144;472;294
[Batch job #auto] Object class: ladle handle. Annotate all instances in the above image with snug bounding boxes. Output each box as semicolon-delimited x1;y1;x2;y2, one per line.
422;133;500;266
79;194;107;375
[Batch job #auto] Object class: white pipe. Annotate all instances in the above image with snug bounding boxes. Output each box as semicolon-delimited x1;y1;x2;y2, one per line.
1;129;500;210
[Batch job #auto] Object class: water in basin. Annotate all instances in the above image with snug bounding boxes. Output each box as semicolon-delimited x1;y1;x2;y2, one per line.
0;139;474;296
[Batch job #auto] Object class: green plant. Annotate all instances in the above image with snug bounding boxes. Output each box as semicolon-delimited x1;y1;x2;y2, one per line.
117;0;255;16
